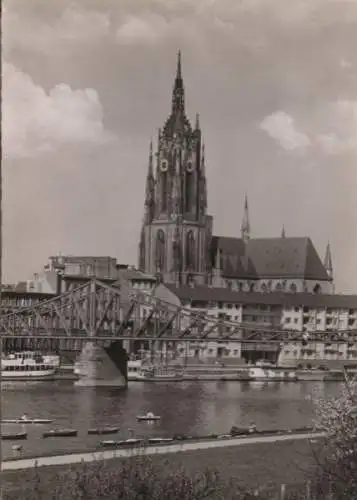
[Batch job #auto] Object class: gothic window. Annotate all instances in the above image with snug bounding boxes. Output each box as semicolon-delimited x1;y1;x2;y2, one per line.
290;283;297;293
185;172;193;213
161;172;168;212
275;283;283;292
185;230;195;270
172;228;181;272
155;230;166;272
250;283;255;292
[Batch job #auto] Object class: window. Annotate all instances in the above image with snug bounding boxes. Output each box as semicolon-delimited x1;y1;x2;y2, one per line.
161;171;168;211
155;230;166;272
185;230;195;270
313;283;321;294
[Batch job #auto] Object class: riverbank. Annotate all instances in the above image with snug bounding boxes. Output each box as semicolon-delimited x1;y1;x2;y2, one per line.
2;436;323;498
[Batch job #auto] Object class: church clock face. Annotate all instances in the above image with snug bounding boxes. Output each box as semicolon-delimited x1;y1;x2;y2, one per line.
160;159;168;172
186;161;194;172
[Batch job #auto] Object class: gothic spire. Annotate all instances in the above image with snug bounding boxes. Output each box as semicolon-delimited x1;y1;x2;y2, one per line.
195;113;200;130
241;194;251;242
281;225;286;238
324;241;333;278
172;50;185;114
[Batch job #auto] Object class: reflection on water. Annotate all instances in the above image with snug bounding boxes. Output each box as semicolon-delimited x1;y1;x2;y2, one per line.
0;380;343;459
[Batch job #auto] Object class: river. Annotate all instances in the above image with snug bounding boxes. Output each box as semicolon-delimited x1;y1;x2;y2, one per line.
1;380;341;460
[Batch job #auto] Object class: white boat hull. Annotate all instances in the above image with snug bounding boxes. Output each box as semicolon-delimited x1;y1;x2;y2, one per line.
1;370;56;381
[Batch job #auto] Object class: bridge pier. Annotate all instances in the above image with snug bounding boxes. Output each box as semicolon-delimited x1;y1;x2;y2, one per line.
74;341;128;388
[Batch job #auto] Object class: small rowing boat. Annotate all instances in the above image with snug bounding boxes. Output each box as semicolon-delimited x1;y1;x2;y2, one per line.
43;429;78;438
2;432;27;441
136;412;161;422
100;438;143;447
88;427;119;435
147;437;173;444
2;418;53;425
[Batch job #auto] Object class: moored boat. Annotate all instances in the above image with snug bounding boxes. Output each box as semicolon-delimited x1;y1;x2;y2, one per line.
1;417;54;425
248;365;298;381
2;432;27;441
136;365;184;382
1;352;57;381
88;427;119;435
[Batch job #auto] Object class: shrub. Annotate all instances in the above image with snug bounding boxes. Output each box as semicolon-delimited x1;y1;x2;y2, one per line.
3;454;271;500
312;378;357;499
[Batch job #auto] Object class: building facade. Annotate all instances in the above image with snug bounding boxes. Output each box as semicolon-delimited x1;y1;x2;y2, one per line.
138;53;334;295
166;285;357;366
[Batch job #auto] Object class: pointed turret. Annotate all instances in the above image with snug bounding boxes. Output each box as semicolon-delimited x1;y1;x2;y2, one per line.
281;225;286;238
144;140;155;223
171;50;185;115
241;194;251;243
324;241;333;279
199;143;207;214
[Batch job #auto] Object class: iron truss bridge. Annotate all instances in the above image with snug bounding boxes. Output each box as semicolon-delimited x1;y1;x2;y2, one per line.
0;279;356;348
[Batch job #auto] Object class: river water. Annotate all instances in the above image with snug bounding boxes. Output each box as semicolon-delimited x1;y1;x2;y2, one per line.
1;380;341;460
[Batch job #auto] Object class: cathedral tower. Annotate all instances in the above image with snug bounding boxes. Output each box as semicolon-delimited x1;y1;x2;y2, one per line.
138;52;213;285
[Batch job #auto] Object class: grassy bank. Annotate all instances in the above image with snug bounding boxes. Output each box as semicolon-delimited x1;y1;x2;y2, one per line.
2;438;320;498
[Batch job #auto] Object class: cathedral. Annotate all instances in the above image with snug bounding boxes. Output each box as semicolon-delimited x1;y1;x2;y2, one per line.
138;53;334;295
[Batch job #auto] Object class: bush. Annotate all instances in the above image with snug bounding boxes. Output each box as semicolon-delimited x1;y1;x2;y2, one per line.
3;454;271;500
312;378;357;499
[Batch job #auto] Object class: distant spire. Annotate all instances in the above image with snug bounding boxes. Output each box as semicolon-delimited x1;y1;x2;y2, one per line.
176;50;182;79
281;225;286;238
195;113;200;130
172;51;185;114
324;241;333;278
241;194;251;243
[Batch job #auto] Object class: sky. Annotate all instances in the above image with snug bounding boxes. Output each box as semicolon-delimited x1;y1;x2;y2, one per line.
2;0;357;293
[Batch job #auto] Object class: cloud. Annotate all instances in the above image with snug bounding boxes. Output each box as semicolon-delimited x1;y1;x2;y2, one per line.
116;14;170;45
3;62;114;160
3;5;110;55
260;112;310;152
260;101;357;155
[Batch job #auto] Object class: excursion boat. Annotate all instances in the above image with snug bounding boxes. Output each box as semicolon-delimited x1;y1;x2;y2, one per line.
136;365;184;382
247;361;298;381
1;352;57;381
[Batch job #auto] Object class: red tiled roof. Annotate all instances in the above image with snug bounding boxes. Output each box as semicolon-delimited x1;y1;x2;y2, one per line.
212;236;330;281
